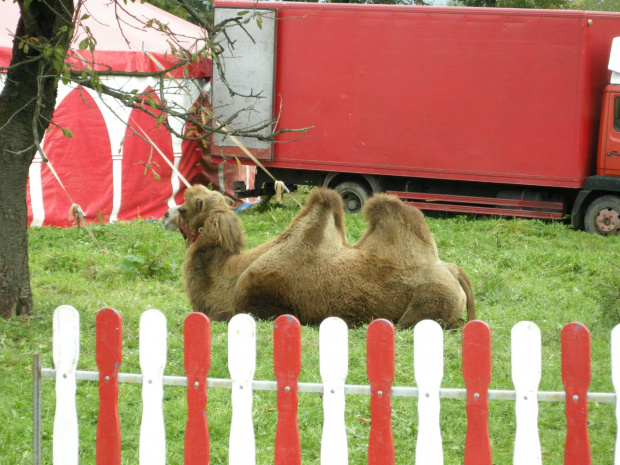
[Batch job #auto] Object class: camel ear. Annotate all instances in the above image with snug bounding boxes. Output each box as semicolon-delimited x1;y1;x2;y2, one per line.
224;197;235;208
195;198;204;211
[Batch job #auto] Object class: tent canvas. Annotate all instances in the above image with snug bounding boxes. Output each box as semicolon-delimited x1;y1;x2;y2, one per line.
0;0;256;227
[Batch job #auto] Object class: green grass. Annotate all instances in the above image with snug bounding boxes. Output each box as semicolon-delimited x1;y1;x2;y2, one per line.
1;188;620;464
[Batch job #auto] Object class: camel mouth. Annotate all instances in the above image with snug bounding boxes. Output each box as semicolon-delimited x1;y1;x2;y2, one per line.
162;206;183;233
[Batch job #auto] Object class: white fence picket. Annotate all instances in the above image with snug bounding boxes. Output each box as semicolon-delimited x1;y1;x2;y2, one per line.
414;319;444;465
319;317;349;464
511;321;542;465
52;305;80;465
612;324;620;465
228;314;257;465
139;309;168;465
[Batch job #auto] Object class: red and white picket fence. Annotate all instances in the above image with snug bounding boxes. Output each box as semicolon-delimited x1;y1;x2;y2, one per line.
37;305;620;464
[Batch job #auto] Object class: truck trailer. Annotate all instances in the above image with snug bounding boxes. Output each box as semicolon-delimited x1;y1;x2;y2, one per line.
210;2;620;235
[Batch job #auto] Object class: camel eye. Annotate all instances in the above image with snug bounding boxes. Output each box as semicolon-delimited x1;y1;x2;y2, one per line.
178;208;187;216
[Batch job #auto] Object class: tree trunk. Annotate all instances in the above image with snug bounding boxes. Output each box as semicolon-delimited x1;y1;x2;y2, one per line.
0;153;33;317
0;0;73;317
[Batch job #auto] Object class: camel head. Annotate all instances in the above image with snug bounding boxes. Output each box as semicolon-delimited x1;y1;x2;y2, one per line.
163;185;239;251
162;206;181;232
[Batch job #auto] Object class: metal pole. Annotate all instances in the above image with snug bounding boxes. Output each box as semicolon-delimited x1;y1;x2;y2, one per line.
33;354;41;465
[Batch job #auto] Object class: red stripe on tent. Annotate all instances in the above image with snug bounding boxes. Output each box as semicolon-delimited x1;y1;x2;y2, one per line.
95;308;122;465
273;315;302;465
366;319;395;465
561;322;592;465
41;88;114;226
119;88;174;221
462;320;492;465
184;313;211;465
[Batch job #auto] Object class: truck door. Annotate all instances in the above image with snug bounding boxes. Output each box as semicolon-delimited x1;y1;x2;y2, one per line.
599;90;620;176
211;7;277;162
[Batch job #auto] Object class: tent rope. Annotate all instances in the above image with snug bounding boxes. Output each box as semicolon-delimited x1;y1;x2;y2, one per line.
39;151;106;252
127;116;192;189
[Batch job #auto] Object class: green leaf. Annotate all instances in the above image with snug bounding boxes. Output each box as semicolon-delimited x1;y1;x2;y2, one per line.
61;128;74;138
237;10;250;15
256;14;263;30
78;39;90;50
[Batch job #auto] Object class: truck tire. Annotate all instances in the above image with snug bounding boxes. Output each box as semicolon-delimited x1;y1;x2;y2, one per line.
584;195;620;236
333;181;370;213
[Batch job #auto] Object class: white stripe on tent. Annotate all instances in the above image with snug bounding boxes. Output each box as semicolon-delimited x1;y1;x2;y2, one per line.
29;153;45;227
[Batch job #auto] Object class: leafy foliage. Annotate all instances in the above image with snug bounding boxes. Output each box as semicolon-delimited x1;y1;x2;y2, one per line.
145;0;212;24
458;0;573;8
576;0;620;11
120;240;179;279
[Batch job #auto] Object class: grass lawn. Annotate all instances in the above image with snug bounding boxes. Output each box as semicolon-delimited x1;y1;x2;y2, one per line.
1;188;619;464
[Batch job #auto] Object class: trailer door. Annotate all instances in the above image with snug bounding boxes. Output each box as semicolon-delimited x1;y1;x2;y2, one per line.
211;7;277;161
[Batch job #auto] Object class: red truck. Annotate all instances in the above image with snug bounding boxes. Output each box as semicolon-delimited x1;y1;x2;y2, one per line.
211;1;620;235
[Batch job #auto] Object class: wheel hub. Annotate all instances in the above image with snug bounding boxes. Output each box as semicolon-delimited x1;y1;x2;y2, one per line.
595;208;620;234
341;192;360;211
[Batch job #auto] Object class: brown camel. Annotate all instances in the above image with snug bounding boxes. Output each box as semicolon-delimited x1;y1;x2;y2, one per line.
164;185;475;329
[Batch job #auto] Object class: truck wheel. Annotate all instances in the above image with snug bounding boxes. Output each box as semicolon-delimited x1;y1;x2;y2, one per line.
584;195;620;236
333;182;370;213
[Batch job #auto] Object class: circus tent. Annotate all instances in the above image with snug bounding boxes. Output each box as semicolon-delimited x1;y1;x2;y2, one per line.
0;0;256;227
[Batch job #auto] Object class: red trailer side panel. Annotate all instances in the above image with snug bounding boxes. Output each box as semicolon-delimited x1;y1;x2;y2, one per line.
216;3;620;189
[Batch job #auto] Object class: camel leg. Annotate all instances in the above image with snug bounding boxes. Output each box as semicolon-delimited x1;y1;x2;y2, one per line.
234;270;296;320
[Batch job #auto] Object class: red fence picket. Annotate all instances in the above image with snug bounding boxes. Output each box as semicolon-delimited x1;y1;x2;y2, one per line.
95;308;123;465
366;319;395;465
184;313;211;465
273;315;302;465
562;322;592;465
462;320;492;465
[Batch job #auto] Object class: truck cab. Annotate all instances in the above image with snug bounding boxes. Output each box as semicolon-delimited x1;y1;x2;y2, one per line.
571;41;620;235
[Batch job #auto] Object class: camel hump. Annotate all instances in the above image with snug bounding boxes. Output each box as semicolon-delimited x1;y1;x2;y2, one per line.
445;263;476;322
288;188;347;243
305;188;346;215
362;194;436;247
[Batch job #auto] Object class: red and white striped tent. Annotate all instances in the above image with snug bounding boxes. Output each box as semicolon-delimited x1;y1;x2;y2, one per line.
0;0;256;227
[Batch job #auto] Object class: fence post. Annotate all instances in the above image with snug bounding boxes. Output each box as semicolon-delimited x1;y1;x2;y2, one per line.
367;319;395;465
562;322;591;465
414;320;444;465
274;315;302;465
228;314;257;465
184;312;211;465
511;321;542;465
96;308;123;465
139;309;168;465
611;324;620;464
52;305;80;465
462;320;492;465
320;317;349;465
33;354;41;465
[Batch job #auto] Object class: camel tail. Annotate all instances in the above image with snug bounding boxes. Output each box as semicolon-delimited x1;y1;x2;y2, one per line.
447;263;476;322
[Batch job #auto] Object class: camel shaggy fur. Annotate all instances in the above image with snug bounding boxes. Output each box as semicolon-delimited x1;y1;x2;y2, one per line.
165;185;475;329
